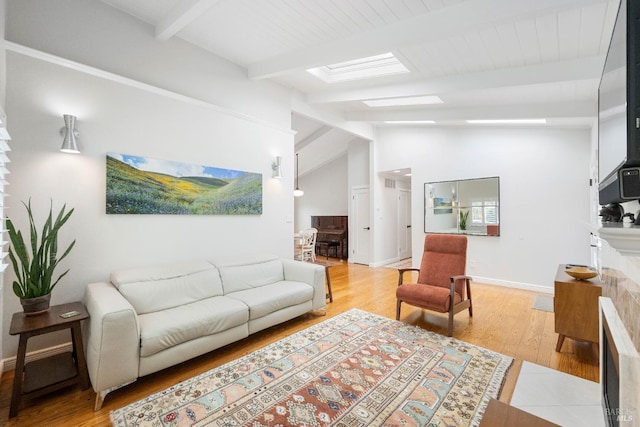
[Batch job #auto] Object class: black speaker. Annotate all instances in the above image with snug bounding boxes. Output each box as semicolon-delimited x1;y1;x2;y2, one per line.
620;167;640;199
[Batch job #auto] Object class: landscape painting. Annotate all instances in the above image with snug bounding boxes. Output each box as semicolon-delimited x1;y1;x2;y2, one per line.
106;153;262;215
433;197;453;214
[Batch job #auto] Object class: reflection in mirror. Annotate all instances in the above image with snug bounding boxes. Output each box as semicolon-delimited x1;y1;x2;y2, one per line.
424;177;500;236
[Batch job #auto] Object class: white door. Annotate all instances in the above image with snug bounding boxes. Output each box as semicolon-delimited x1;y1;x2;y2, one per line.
351;186;370;264
398;189;412;259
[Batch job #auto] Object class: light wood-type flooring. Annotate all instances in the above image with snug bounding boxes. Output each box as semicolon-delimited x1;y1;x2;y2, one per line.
0;261;599;426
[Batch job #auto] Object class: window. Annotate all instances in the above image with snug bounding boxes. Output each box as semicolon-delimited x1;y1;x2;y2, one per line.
471;201;499;225
0;110;10;274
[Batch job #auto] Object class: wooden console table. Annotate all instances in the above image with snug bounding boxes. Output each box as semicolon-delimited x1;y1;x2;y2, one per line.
554;264;602;352
9;301;90;418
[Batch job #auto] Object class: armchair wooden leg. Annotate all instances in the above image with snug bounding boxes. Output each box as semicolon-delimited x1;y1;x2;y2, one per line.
396;301;402;320
466;279;473;317
448;309;454;336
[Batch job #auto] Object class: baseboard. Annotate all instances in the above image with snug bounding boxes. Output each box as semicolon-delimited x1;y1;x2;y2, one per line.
2;342;73;372
370;257;400;267
472;276;554;294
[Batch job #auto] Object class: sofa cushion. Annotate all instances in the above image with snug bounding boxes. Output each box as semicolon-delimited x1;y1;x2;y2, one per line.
138;296;248;357
226;281;313;319
111;260;223;314
213;256;285;294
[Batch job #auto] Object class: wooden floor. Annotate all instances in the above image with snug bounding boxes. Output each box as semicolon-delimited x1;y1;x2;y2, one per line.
0;261;599;426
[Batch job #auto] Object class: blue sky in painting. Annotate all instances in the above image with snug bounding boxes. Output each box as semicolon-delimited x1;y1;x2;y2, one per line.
108;152;245;179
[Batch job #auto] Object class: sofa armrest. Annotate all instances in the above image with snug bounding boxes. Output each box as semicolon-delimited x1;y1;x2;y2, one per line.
83;281;140;408
281;259;326;311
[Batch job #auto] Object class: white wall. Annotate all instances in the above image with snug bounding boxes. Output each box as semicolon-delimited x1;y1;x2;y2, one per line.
0;0;5;108
375;126;592;291
2;2;295;360
294;154;348;231
6;0;291;127
348;139;370;189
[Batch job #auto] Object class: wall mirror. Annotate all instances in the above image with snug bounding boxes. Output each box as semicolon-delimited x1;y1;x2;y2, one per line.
424;177;500;236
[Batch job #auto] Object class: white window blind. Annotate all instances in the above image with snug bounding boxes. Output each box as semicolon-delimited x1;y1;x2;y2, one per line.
0;109;10;274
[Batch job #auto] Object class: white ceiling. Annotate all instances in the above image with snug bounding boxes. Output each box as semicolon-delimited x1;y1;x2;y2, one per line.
99;0;620;174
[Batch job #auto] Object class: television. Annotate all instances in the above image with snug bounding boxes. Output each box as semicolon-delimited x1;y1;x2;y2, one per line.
598;0;640;206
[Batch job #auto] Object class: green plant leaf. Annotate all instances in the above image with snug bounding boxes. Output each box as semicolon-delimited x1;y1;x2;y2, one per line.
6;198;75;299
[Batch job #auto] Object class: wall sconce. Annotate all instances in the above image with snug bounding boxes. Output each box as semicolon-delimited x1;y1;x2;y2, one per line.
272;156;283;178
60;114;80;154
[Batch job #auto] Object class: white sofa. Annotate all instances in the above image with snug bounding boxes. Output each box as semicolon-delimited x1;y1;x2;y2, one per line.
83;255;326;410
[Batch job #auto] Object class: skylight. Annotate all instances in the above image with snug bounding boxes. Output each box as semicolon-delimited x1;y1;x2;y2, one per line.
364;95;442;107
307;53;409;83
383;120;435;124
466;119;547;124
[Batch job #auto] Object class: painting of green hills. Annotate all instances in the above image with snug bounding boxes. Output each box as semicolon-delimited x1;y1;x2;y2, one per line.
106;153;262;215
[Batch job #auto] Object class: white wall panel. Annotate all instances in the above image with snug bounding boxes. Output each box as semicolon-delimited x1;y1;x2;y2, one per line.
2;50;293;360
375;125;592;291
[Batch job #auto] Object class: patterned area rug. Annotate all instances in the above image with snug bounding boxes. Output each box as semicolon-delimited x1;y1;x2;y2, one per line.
111;309;513;427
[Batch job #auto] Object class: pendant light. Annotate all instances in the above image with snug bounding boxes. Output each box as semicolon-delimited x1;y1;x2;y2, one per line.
294;153;304;197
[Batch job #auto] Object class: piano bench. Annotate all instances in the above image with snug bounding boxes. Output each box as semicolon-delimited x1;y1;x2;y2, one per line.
317;240;340;259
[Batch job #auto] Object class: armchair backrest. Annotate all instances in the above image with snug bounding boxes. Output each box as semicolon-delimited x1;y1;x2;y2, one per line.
417;234;467;293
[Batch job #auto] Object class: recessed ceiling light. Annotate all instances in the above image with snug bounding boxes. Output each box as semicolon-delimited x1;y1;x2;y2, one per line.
307;53;409;83
383;120;436;124
466;119;547;124
364;95;443;107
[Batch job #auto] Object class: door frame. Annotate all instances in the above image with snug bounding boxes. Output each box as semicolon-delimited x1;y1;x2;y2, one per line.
350;185;371;265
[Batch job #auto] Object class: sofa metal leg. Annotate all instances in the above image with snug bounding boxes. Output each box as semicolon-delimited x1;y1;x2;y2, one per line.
396;301;402;320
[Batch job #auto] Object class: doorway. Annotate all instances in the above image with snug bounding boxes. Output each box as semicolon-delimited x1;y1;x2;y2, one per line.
398;188;412;260
351;186;370;264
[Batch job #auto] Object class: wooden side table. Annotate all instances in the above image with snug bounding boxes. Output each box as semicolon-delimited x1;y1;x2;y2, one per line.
554;264;602;352
9;301;90;418
307;258;338;302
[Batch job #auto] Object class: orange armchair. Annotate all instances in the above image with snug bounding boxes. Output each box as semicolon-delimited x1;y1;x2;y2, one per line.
396;234;473;336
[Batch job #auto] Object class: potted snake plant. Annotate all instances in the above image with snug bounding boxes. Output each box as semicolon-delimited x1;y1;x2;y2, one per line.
459;209;470;231
6;199;75;315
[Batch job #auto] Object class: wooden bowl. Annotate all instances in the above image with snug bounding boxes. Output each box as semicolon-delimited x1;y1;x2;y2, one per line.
565;266;598;280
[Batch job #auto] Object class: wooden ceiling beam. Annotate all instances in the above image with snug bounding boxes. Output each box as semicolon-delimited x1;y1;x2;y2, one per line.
247;0;608;80
155;0;222;41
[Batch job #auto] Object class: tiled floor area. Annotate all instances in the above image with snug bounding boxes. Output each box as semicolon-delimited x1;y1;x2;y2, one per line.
511;361;606;427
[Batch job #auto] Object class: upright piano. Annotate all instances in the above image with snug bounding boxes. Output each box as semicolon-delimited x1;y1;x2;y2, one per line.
311;215;348;259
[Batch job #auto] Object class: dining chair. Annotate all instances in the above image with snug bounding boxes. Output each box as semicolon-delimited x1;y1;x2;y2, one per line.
299;228;318;262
